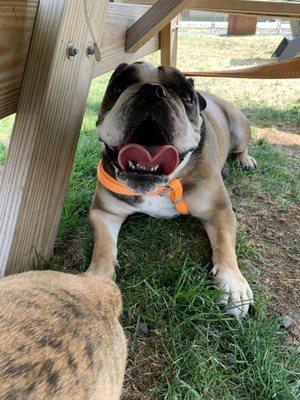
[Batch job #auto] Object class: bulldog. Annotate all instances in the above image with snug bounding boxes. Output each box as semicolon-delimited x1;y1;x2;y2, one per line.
87;61;257;317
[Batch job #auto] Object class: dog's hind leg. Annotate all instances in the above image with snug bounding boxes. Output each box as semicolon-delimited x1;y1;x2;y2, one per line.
203;91;257;169
228;111;257;170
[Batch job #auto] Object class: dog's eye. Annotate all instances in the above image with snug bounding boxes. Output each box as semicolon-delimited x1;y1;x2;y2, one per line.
181;93;193;104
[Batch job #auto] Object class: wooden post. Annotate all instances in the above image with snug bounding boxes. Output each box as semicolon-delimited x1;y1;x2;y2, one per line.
160;16;179;66
0;0;108;276
228;14;257;35
290;19;300;36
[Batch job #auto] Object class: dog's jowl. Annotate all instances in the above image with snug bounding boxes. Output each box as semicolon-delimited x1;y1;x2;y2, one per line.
88;61;257;317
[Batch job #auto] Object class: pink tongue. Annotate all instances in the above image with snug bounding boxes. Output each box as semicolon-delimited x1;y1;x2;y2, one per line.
118;144;179;175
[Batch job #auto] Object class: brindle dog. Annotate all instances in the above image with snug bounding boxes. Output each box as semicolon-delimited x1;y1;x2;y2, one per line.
88;61;257;318
0;270;127;399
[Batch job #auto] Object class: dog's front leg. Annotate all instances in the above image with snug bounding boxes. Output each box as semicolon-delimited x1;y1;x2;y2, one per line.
189;182;254;317
86;208;125;279
202;206;253;317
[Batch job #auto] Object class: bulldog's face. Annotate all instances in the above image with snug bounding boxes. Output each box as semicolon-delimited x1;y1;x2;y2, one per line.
97;61;206;193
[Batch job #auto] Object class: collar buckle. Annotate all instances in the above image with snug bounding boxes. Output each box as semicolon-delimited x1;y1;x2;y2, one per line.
159;186;172;196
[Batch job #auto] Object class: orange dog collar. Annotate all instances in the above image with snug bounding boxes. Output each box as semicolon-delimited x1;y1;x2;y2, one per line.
97;161;189;215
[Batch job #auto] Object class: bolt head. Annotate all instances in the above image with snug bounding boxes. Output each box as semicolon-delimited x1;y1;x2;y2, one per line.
86;44;95;57
67;43;78;59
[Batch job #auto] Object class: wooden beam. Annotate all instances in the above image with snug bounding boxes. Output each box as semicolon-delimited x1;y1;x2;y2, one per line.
183;56;300;79
126;0;189;53
94;3;159;77
126;0;300;54
0;0;108;276
160;16;178;67
0;1;39;119
189;0;300;19
0;2;160;118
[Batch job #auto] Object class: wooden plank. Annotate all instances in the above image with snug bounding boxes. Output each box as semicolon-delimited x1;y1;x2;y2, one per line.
126;0;189;53
189;0;300;18
183;55;300;78
160;16;178;66
0;1;39;119
0;0;108;276
94;3;159;77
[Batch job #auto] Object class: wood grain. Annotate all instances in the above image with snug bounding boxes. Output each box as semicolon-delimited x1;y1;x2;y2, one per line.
0;1;39;119
115;0;158;4
126;0;189;53
189;0;300;18
183;56;300;78
0;0;108;275
0;2;160;118
160;16;178;66
94;3;159;77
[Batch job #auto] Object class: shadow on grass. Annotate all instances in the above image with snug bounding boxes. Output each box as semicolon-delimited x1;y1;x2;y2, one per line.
230;57;271;66
242;105;300;128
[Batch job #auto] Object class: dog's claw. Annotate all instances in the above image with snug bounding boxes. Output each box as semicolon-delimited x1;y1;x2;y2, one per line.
236;154;257;170
248;304;255;317
213;265;254;318
113;262;121;282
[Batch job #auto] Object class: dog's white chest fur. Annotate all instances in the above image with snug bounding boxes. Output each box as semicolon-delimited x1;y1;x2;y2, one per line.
135;195;179;218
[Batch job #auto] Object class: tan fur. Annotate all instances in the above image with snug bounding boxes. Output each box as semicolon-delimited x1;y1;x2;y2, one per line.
89;82;256;317
0;270;127;400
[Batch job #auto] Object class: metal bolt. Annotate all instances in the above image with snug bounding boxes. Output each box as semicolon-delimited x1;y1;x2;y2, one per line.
67;43;78;59
86;44;95;57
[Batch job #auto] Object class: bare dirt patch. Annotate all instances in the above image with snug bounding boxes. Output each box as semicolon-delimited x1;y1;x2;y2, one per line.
256;127;300;158
122;336;170;400
240;196;299;340
242;127;299;341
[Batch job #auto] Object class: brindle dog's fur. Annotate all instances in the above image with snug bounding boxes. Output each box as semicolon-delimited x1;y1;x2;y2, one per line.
88;62;257;317
0;271;127;400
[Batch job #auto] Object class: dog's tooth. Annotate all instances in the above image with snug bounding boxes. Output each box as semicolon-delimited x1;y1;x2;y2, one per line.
132;165;135;170
154;165;159;171
128;161;133;168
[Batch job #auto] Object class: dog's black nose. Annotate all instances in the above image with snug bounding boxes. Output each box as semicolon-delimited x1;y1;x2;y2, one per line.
138;83;167;99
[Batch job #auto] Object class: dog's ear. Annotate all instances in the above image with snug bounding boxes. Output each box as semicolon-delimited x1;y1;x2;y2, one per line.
197;92;207;111
188;78;195;87
109;63;129;82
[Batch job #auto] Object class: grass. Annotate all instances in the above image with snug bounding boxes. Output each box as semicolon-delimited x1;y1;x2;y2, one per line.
0;32;299;398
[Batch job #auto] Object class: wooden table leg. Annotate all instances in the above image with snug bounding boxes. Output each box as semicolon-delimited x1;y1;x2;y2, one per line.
0;0;108;276
160;16;179;67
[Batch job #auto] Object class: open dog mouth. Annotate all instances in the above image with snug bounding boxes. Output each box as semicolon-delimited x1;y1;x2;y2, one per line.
105;140;190;193
118;144;179;176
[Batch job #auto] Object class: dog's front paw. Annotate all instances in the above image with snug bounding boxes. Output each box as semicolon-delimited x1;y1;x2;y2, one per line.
235;153;257;170
212;265;254;318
